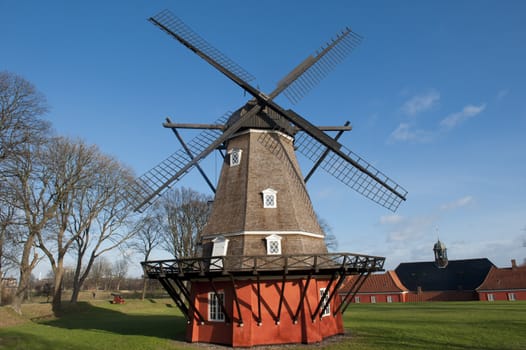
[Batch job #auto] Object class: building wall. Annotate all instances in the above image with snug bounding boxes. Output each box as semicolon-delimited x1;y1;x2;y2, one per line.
187;277;344;347
405;291;477;302
478;290;526;301
187;278;344;347
346;293;406;304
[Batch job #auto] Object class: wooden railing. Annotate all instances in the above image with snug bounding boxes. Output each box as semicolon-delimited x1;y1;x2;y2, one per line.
142;253;385;278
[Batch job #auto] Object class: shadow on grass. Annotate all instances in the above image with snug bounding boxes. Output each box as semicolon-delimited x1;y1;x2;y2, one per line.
0;331;83;350
40;302;188;341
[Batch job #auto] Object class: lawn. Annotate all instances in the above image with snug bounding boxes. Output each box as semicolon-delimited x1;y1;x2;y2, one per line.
0;300;525;349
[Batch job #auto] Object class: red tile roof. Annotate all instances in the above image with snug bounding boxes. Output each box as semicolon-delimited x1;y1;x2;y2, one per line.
477;266;526;291
340;271;408;293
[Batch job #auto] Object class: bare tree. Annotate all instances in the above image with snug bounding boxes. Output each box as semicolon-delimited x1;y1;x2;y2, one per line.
87;256;112;291
2;137;65;313
130;204;163;299
34;137;103;312
112;258;128;291
0;71;50;312
0;71;49;162
161;187;212;259
317;214;338;252
0;206;17;278
68;155;137;303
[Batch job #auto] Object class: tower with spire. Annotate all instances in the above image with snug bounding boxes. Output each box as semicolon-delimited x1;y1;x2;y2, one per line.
433;239;448;268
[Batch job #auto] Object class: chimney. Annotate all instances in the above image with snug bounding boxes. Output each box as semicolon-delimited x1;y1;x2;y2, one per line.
511;259;517;270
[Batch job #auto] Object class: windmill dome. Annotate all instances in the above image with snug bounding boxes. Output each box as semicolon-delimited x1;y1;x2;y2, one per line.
225;102;295;136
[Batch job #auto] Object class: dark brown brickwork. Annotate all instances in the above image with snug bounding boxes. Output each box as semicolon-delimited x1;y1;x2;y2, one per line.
201;129;327;257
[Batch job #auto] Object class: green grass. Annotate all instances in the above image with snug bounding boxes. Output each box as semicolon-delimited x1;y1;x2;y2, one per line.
344;302;526;350
0;300;525;349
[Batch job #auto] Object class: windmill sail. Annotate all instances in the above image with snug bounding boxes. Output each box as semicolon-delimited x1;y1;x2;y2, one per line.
295;131;407;212
150;10;255;84
130;112;231;211
141;10;407;213
277;28;363;104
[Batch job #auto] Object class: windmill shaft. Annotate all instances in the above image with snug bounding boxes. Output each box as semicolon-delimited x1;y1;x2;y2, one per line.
163;122;225;130
162;122;350;132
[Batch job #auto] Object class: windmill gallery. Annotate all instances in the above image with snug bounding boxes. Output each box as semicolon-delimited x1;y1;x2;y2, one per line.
135;10;407;347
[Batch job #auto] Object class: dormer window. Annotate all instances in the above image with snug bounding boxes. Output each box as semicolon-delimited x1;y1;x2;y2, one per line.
262;188;277;208
265;234;282;255
210;235;229;270
228;148;242;167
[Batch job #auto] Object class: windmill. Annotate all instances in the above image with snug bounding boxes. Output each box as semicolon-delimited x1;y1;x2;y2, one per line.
139;10;407;347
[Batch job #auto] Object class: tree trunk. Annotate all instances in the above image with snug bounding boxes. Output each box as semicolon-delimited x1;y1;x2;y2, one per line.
141;277;148;301
70;281;81;303
51;266;64;314
70;252;96;303
12;236;38;314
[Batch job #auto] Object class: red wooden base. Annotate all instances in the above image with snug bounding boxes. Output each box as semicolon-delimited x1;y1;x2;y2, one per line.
186;277;344;347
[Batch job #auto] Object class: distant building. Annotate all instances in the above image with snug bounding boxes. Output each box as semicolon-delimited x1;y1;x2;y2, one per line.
340;271;408;304
339;240;526;303
477;259;526;301
395;258;494;302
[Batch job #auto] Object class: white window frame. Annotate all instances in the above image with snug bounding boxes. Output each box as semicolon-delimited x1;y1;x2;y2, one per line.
228;148;242;167
210;236;229;270
487;293;494;301
354;296;360;304
265;234;282;255
387;295;393;303
508;293;516;301
262;188;277;208
208;291;225;322
320;288;330;317
371;296;377;304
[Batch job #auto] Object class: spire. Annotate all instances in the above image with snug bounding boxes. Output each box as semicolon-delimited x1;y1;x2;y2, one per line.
433;236;448;268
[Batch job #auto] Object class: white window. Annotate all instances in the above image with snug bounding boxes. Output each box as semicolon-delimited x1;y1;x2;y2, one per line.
387;295;393;303
262;188;277;208
228;148;242;167
208;291;225;322
508;293;516;301
487;293;494;301
371;296;376;304
210;236;229;270
354;296;360;304
320;288;330;317
265;234;282;255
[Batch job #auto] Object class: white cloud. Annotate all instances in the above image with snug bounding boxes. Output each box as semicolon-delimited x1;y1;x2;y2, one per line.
401;90;440;116
497;89;509;100
388;123;433;143
380;214;435;243
380;214;404;224
440;196;474;211
440;103;486;129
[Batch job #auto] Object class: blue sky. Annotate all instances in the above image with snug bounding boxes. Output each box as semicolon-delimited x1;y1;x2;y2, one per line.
2;1;525;276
